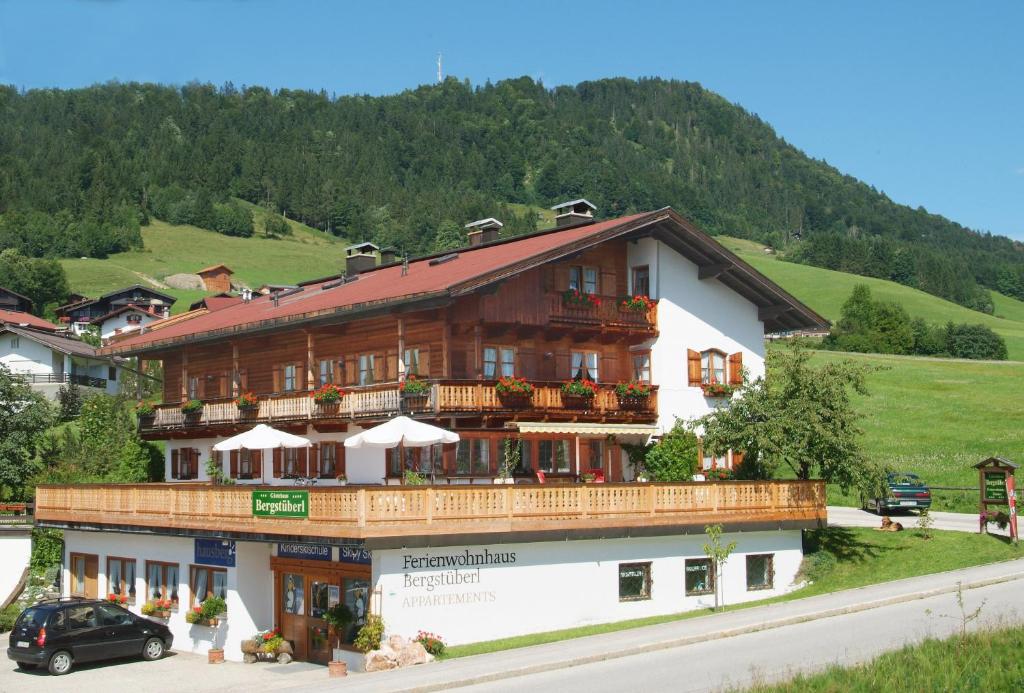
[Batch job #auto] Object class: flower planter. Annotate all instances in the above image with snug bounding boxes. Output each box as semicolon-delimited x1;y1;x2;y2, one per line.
328;660;348;678
561;394;595;410
208;648;225;664
617;396;649;411
237;406;258;419
138;414;155;427
401;392;430;411
497;392;532;409
151;609;171;619
241;638;294;664
315;401;341;416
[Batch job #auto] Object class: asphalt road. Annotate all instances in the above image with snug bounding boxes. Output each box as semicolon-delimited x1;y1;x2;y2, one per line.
827;505;1010;536
454;578;1022;693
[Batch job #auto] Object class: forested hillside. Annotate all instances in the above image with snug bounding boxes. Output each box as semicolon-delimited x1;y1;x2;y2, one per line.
1;77;1022;311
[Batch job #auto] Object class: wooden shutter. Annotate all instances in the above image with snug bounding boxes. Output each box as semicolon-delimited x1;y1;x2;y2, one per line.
731;451;744;470
310;445;319;477
450;350;467;379
554;350;571;380
253;450;263;478
373;353;386;382
273;448;282;477
336;443;346;476
517;346;536;380
687;349;701;386
344;356;358;385
419;349;430;377
601;349;619;383
170;449;179;480
229;450;238;478
332;359;343;384
385;350;398;381
272;366;283;393
190;449;199;479
728;352;743;385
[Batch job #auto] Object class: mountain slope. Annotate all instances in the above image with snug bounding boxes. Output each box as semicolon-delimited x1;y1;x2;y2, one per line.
720;237;1024;360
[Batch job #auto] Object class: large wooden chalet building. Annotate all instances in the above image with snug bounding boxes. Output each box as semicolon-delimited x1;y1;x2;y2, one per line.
36;203;829;667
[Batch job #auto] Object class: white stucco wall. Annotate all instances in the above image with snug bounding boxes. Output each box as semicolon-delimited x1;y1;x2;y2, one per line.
626;237;766;433
0;334;55;376
0;529;32;606
62;530;273;662
374;530;803;646
97;312;161;342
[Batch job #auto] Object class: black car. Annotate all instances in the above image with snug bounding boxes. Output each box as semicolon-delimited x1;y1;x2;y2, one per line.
7;598;173;675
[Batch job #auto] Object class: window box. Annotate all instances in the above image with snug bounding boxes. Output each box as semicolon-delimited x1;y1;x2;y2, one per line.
701;383;735;398
561;379;598;409
399;375;430;397
495;376;534;408
181;399;204;417
618;562;652;601
562;289;602;308
615;382;651;410
234;391;259;412
312;384;345;406
619;295;655;312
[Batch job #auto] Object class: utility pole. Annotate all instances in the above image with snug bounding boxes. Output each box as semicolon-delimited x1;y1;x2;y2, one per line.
437;53;443;83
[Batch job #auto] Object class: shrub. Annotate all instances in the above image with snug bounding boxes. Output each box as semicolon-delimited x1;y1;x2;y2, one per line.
414;630;446;656
945;323;1007;360
263;214;291;237
353;614;385;653
0;604;22;633
644;421;699;482
57;382;83;421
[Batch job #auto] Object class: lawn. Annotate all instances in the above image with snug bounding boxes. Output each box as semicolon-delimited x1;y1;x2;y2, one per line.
745;623;1024;692
718;236;1024;361
61;211;348;314
442;528;1021;659
800;350;1024;512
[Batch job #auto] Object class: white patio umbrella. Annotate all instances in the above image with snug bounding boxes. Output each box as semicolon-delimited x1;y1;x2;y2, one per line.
213;423;312;451
344;416;459;449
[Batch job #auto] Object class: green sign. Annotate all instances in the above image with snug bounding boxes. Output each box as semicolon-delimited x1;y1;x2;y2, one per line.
984;472;1008;503
252;490;309;518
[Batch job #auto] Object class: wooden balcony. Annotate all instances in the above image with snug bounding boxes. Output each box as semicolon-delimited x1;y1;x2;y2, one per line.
546;293;657;332
35;480;825;540
140;381;657;434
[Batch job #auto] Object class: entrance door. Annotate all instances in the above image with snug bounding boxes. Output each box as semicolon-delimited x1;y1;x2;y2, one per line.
280;572;309;661
307;576;335;664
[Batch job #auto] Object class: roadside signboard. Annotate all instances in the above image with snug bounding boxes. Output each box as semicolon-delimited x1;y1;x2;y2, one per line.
984;472;1008;502
252;490;309;518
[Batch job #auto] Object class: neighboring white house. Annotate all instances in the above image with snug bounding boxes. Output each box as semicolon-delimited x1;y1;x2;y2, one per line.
90;304;167;344
0;325;121;398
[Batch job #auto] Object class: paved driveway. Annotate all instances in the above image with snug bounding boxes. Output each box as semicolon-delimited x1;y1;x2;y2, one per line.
827;505;1010;536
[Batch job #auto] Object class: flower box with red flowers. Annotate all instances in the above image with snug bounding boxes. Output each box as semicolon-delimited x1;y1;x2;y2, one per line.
234;391;259;411
562;289;602;308
141;598;173;618
620;295;655;312
615;381;652;409
180;399;204;416
561;379;599;408
311;383;345;405
399;375;431;397
107;592;129;605
705;467;735;481
495;376;534;407
701;382;735;398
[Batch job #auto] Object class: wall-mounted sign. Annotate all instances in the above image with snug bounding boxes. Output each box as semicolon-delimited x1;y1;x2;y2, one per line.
195;538;236;567
278;543;332;561
253;490;309;518
339;546;372;565
984;472;1008;503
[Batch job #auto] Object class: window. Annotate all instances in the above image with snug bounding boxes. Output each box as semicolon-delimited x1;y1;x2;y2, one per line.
685;558;714;596
404;348;420;376
97;603;133;627
283;448;299;476
342;577;371;644
570;351;599;381
319;359;334;386
70;553;97;598
588;440;605;472
127;313;142;324
283;363;298;392
190;565;227;607
746;554;774;591
319;444;336;478
482;346;514;379
239;449;253;478
455;439;490;475
631;352;651;383
188;376;199;399
569;266;599;294
618;562;652;601
173;448;199;480
146;561;180;607
537;440;571;473
359;354;375;385
66;604;97;631
701;350;726;385
107;557;137;604
10;337;19;349
702;452;728;471
632;265;650;297
500;438;531;474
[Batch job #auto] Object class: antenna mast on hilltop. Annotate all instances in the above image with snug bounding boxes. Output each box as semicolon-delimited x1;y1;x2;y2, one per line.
437;53;443;83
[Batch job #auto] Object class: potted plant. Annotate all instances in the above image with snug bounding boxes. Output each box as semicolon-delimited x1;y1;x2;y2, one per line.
705;467;735;481
141;598;173;619
414;630;446;657
403;469;427;486
106;592;129;605
495;439;521;484
208;647;225;664
615;381;652;410
181;398;204;419
561;379;599;409
581;472;597;483
312;383;345;414
187;595;227;627
701;381;735;398
353;614;385;653
495;376;534;408
562;289;602;308
620;295;655;312
136;400;156;424
335;473;348;486
323;602;354;672
234;391;259;414
399;375;430;409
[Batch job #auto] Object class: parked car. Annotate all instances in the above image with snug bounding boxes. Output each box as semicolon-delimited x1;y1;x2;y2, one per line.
7;598;173;675
863;472;932;514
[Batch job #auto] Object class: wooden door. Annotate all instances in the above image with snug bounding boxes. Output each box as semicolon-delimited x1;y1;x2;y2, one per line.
279;571;309;661
307;574;337;664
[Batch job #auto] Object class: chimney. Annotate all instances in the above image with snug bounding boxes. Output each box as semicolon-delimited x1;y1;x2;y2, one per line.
551;199;597;228
379;246;398;265
464;218;503;246
345;242;381;276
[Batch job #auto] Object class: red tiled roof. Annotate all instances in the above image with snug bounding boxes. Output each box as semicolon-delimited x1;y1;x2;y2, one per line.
89;304;163;325
0;310;60;331
105;213;651;354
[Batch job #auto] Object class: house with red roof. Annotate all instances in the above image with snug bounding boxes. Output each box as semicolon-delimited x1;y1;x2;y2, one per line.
38;204;829;665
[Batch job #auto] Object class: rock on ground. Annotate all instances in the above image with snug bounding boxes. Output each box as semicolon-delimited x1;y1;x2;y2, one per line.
164;273;205;290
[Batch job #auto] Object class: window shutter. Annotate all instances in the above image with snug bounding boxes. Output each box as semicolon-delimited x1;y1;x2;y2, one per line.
450;350;468;379
374;353;386;382
272;367;282;393
253;450;263;478
219;371;229;398
601;349;619;383
190;449;200;479
728;352;743;386
687;350;701;386
170;449;179;480
333;360;343;385
273;448;282;477
731;451;744;470
300;446;310;477
336;443;346;476
419;349;430;377
229;450;238;478
554;350;571;380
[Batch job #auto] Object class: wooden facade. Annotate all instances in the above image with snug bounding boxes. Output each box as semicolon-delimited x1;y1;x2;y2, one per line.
35;480;826;541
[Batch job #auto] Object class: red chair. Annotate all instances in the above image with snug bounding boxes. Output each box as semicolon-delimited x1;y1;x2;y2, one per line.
535;470;546;484
586;469;606;483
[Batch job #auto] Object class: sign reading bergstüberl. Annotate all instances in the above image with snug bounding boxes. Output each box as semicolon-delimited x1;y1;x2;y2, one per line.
252;490;309;518
984;472;1008;503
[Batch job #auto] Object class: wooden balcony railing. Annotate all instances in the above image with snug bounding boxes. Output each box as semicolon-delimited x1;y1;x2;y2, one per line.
141;381;656;432
546;293;656;330
35;480;825;539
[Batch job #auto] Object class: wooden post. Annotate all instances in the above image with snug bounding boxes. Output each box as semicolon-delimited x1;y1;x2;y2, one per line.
357;489;367;527
473;324;482;379
181;350;188;402
397;317;406;382
231;343;240;396
306;332;316;391
441;320;451;378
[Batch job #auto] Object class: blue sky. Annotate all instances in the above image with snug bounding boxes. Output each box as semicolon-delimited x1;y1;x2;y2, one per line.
1;1;1021;239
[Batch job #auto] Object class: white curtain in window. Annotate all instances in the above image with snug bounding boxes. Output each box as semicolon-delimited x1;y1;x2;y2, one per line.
585;352;599;381
482;347;497;379
193;569;208;603
583;267;598;294
149;564;161;599
109;560;122;595
500;348;515;377
167;565;179;602
571;352;584;380
212;570;226;599
125;562;136;598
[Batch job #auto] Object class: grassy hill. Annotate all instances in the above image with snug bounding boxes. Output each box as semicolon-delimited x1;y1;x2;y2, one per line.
719;236;1024;361
61;208;347;313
